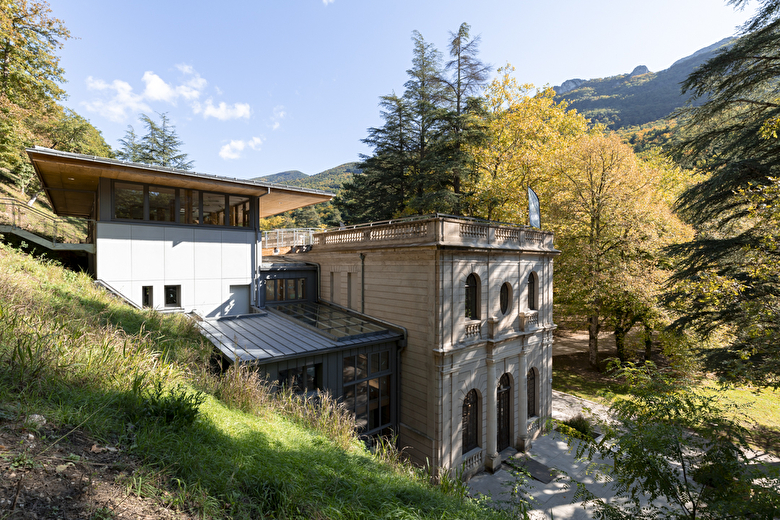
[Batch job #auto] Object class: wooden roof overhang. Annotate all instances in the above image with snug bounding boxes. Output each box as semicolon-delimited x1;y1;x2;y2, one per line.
26;147;333;219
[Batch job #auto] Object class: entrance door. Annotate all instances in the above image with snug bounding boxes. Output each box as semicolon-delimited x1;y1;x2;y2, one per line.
497;373;511;451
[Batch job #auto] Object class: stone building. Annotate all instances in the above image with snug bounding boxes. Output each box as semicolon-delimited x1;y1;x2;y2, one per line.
283;215;558;476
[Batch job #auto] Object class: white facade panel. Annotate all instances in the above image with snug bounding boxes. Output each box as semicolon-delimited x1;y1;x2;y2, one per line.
95;222;255;317
193;229;223;280
164;227;195;280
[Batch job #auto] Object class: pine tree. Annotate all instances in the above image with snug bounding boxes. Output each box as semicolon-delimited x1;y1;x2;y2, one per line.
668;0;780;387
138;112;193;170
116;125;143;162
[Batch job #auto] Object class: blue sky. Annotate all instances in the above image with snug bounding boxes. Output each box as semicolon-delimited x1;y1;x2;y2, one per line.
53;0;755;179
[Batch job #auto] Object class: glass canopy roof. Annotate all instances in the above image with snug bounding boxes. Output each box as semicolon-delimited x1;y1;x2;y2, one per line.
272;301;388;341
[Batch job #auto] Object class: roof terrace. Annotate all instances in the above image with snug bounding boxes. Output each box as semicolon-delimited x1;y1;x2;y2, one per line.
308;214;555;252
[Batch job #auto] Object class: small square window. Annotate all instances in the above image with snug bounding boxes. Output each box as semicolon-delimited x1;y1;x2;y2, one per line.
142;286;153;308
164;285;181;307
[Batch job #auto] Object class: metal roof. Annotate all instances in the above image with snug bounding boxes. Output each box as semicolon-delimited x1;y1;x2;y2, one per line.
197;304;404;365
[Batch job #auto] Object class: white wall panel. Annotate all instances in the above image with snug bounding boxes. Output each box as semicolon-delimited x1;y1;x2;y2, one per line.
164;227;195;279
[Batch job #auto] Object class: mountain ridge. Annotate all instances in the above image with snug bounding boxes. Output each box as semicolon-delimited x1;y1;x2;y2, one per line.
554;37;734;129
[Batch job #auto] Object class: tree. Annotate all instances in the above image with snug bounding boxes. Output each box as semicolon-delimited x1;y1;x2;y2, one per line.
335;93;413;223
668;0;780;387
39;107;113;157
551;133;691;369
116;125;143;163
338;25;490;223
463;65;589;222
437;22;491;204
567;363;780;519
0;0;70;172
137;112;193;170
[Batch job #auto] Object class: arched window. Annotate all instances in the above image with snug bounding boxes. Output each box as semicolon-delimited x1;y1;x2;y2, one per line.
462;389;479;454
527;369;537;418
497;374;512;451
465;274;480;320
528;272;538;311
499;282;512;315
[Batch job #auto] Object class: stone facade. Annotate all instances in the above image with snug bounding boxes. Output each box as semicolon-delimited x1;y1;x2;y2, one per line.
287;216;558;477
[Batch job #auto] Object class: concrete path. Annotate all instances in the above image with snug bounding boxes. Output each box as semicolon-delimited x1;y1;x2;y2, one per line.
468;390;620;519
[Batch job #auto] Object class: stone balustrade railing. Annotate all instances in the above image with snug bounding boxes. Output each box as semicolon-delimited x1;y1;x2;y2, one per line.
312;215;554;251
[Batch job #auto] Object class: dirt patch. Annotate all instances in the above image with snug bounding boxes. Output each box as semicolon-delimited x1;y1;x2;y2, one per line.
0;417;196;520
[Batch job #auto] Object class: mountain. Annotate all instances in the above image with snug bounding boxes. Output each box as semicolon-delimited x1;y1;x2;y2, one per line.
554;37;734;129
253;162;360;193
258;170;308;184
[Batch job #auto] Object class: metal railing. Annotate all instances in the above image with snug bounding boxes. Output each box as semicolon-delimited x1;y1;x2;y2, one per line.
0;197;93;245
262;228;319;249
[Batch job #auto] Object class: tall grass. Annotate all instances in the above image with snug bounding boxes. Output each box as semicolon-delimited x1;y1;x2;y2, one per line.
0;243;511;519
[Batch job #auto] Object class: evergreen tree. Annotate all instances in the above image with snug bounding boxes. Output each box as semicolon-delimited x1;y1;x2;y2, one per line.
404;30;451;214
336;93;413;223
438;23;491;203
668;0;780;387
138;112;193;170
116;125;143;162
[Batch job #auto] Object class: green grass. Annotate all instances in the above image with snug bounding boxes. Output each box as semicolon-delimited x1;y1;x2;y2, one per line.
0;243;514;519
553;365;780;455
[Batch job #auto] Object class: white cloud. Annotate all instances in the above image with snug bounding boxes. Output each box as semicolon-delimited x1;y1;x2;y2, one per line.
81;64;244;123
219;136;264;160
82;77;151;122
270;105;286;130
194;99;251;120
323;0;335;5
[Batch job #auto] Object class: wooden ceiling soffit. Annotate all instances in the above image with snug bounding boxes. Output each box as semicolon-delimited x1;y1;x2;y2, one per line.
27;147;333;218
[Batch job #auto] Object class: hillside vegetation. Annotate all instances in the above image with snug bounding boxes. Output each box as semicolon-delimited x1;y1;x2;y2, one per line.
556;38;733;129
0;244;513;519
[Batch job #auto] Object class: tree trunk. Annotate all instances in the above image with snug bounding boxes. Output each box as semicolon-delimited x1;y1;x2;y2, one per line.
644;322;653;362
588;315;600;370
614;326;627;363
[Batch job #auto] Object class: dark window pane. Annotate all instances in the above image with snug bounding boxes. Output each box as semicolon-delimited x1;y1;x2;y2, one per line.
371;353;379;374
203;193;225;226
343;356;355;384
462;389;479;454
355;381;368;431
181;189;200;224
380;351;389;371
465;274;479;320
297;278;306;300
528;273;537;311
369;378;379;401
164;285;180;307
148;185;176;222
229;195;251;227
343;385;355;412
114;182;144;220
356;354;368;380
285;279;296;301
500;283;510;314
265;280;276;302
142;286;153;308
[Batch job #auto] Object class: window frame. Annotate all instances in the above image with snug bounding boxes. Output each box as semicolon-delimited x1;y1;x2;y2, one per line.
465;273;480;320
499;282;512;315
528;272;538;311
462;389;480;454
111;180;254;229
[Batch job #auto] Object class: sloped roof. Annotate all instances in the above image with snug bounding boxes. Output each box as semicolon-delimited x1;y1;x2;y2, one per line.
26;147;333;219
197;304;404;365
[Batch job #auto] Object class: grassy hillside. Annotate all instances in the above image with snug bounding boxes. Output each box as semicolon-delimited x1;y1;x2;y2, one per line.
557;38;733;129
0;244;514;519
254;162;359;194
